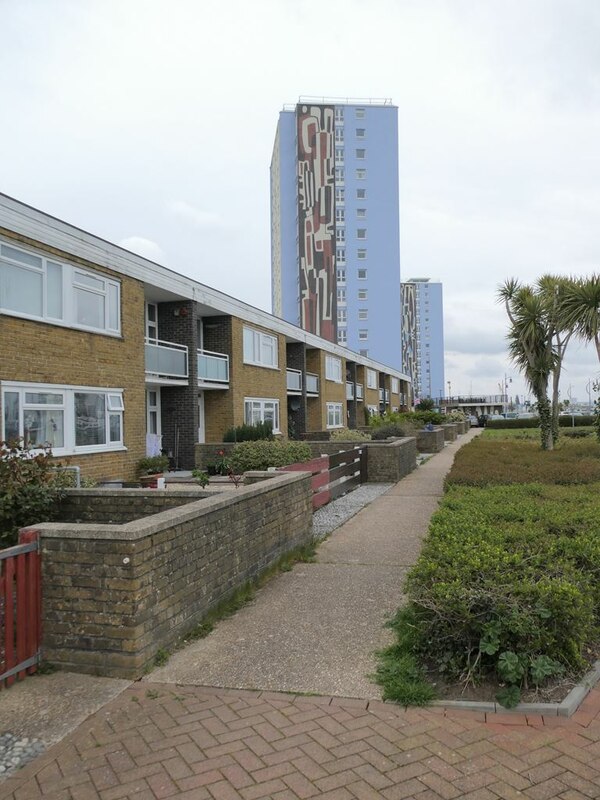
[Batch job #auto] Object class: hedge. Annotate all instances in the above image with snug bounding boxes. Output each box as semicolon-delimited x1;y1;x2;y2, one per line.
229;440;312;473
486;415;595;429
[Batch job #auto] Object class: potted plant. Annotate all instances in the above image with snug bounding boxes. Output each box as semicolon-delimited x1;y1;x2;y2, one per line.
136;455;170;488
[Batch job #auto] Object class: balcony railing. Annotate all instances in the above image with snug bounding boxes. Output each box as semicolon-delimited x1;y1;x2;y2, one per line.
346;381;354;400
197;349;229;384
379;388;385;402
286;368;302;393
145;338;188;380
306;372;319;395
385;390;390;403
356;383;364;400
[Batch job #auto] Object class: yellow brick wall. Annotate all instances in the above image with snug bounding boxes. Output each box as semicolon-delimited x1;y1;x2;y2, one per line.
363;365;380;409
203;318;288;440
0;230;146;482
305;350;346;431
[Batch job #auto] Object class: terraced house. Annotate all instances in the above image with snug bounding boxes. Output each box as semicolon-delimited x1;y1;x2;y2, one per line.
0;194;412;481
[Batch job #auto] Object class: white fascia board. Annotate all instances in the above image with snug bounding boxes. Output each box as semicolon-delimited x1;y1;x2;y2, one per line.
0;193;411;384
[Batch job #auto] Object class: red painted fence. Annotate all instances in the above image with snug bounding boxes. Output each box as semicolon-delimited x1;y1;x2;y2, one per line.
279;447;366;510
0;529;41;689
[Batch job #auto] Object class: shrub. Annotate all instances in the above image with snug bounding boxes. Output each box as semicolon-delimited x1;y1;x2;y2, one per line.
229;440;312;473
136;455;170;476
378;482;600;706
370;410;443;429
329;428;371;442
223;421;273;442
445;410;467;422
371;423;418;440
445;437;600;487
0;440;66;548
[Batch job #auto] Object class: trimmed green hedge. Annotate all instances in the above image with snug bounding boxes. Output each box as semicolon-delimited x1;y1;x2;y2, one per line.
229;440;312;473
486;415;595;429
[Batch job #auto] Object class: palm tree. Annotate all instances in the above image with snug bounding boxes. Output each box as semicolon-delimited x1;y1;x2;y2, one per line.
498;279;556;450
559;274;600;364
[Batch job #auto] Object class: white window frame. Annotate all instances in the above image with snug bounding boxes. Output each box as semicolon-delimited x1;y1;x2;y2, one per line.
358;268;368;280
337;308;347;324
1;381;125;456
336;268;346;283
336;228;346;243
357;229;367;240
325;355;343;384
357;249;367;260
337;287;346;304
337;329;347;345
357;208;366;218
358;309;368;320
355;108;365;119
326;402;344;429
358;289;368;300
244;397;280;433
356;128;365;139
391;378;400;394
243;326;279;369
356;188;366;199
356;149;366;159
356;169;366;180
0;239;121;336
367;369;377;389
359;329;368;341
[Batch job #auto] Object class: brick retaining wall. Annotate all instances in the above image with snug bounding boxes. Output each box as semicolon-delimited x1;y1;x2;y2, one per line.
416;428;445;453
28;472;313;679
58;488;207;524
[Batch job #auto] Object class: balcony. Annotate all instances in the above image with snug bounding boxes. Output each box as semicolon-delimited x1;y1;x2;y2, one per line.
197;349;229;386
346;381;354;400
379;388;385;402
356;383;364;401
145;338;188;383
306;372;319;395
286;368;302;394
385;390;390;403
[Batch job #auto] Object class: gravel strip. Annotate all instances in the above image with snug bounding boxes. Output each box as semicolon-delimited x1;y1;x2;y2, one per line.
312;483;393;539
0;733;45;776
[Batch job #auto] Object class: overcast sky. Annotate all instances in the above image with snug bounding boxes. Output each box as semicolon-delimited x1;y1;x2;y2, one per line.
2;0;599;405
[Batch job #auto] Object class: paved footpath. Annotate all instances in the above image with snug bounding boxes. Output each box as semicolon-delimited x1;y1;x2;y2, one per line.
3;431;600;799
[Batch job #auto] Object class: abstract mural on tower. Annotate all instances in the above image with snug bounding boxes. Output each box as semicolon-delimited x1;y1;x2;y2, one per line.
296;104;337;342
401;283;419;395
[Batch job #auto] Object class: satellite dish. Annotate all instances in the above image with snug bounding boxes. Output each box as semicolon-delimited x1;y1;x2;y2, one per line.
289;398;301;411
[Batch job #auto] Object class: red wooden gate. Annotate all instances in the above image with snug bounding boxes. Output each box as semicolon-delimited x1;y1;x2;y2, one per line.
279;447;366;510
0;530;41;689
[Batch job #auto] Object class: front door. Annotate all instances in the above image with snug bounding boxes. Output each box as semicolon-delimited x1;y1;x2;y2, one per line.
146;388;162;455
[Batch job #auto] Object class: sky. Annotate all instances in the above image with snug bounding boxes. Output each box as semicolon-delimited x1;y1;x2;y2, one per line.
1;0;599;406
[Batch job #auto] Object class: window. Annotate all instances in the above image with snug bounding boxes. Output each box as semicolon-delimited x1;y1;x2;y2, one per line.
358;309;368;320
325;355;343;383
0;241;121;335
357;229;366;239
357;249;367;260
243;326;278;369
336;268;346;283
244;398;280;432
356;188;366;199
335;208;345;223
391;378;400;394
356;149;365;159
146;303;158;340
335;107;344;122
356;128;365;138
336;247;346;264
335;187;345;203
326;402;344;429
335;128;344;142
336;228;345;243
337;287;346;303
358;289;368;300
337;329;347;345
338;308;347;323
367;369;377;389
2;382;124;455
359;330;368;341
360;349;369;357
356;169;366;180
355;108;365;118
358;269;367;279
357;208;366;218
335;147;344;164
335;167;345;183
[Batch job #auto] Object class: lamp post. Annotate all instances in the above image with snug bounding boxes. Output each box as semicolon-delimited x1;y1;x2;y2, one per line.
447;380;451;401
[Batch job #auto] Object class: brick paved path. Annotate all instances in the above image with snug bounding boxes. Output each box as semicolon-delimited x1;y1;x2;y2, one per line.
3;683;600;800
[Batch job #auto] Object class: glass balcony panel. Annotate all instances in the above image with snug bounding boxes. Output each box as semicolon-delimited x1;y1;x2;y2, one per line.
197;350;229;383
286;369;302;391
145;339;188;379
346;381;354;400
306;373;319;394
356;383;364;399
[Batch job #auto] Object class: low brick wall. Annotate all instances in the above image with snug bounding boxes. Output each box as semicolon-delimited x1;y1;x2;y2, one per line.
416;428;445;453
29;472;313;679
58;488;208;524
304;441;370;458
441;423;458;442
365;438;417;482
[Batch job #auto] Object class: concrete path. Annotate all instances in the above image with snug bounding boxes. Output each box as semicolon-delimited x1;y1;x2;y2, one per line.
145;432;477;698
